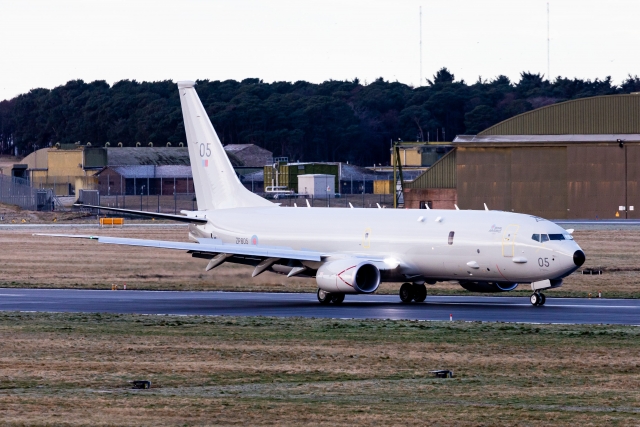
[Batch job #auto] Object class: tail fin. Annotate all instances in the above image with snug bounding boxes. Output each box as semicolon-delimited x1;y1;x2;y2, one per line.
177;81;274;210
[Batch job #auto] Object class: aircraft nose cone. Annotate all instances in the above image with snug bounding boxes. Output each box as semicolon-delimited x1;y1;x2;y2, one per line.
573;250;586;267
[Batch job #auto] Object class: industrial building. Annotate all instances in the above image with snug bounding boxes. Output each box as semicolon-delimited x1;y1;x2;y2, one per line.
95;165;194;195
405;94;640;219
264;161;423;195
223;144;273;167
391;142;453;167
14;144;271;196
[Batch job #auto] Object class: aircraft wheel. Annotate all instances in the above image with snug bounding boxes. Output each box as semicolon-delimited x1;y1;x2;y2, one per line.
539;293;546;306
412;284;427;303
317;289;332;304
399;282;414;303
331;293;345;304
530;292;541;306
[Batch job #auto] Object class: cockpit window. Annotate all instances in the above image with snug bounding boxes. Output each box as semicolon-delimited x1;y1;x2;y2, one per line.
548;234;565;241
533;233;573;242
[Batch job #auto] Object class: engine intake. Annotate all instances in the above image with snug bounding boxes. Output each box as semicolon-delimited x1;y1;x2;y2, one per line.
316;259;381;294
459;281;518;293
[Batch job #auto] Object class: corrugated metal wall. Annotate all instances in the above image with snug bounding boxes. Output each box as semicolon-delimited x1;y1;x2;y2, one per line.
511;147;567;218
480;95;640;135
455;143;638;219
406;149;456;189
626;145;640;220
457;148;512;212
566;144;633;219
458;147;568;218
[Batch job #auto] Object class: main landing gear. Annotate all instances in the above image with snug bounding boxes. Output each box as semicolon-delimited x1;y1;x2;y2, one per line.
317;289;345;304
530;292;546;306
399;282;427;303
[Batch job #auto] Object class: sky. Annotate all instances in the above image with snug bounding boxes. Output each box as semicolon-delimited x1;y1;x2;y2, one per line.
1;0;639;101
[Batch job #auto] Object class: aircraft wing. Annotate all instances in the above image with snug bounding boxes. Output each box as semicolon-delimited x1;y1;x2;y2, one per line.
35;233;323;262
74;204;208;224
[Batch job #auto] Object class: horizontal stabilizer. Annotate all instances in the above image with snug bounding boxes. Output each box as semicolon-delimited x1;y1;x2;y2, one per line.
74;204;208;224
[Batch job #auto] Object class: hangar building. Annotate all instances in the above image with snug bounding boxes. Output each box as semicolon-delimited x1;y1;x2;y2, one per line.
405;94;640;219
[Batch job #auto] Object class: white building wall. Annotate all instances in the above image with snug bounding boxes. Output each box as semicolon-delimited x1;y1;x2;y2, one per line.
298;174;335;198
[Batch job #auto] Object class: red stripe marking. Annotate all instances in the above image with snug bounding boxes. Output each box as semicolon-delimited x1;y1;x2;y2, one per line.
337;265;356;288
496;264;509;281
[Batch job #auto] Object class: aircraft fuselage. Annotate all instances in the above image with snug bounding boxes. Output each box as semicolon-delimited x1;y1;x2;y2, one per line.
189;206;583;285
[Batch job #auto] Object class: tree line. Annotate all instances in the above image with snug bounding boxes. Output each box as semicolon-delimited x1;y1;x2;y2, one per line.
1;69;639;165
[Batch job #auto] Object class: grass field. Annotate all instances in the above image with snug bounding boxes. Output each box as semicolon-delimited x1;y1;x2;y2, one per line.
0;312;638;426
1;224;639;298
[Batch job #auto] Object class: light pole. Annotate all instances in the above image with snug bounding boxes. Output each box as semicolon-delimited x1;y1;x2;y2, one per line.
141;185;145;211
618;139;628;219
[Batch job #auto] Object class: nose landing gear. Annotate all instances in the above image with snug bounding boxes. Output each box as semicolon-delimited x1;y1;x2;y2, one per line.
399;282;427;303
530;292;546;306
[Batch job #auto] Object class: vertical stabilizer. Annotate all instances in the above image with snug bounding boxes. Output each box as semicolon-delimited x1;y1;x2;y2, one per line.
177;81;274;210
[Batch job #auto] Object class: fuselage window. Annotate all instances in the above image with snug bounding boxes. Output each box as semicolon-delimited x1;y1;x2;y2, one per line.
540;234;549;242
448;231;455;245
531;234;540;242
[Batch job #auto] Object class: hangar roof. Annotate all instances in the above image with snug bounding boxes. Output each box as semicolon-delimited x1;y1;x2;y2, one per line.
479;94;640;135
454;134;640;146
105;147;242;167
96;165;192;178
106;147;191;166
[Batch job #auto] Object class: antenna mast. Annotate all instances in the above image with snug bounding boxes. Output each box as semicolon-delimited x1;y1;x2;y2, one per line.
420;6;423;86
547;2;550;81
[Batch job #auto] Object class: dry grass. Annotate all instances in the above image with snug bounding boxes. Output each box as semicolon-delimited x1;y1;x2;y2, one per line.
1;222;640;297
0;225;314;292
0;312;638;426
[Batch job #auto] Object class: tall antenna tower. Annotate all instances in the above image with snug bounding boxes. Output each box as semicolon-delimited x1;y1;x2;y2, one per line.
420;6;423;86
547;2;550;81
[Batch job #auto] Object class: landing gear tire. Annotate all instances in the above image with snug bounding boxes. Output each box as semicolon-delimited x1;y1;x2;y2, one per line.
412;284;427;303
530;292;544;306
399;282;414;303
539;293;546;306
317;289;332;304
331;293;345;304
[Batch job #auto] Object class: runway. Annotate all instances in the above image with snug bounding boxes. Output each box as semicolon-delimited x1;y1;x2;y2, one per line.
1;289;639;325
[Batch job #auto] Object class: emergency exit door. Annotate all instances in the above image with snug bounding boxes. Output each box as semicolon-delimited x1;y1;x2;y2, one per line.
502;225;519;257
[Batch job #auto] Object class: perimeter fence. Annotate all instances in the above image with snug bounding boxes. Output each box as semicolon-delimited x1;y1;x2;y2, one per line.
0;175;54;211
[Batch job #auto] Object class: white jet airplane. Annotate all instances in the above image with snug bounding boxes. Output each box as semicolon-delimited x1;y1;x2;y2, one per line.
41;81;586;306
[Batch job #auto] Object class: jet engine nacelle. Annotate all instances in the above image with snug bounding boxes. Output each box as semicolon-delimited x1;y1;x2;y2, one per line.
459;281;518;293
316;258;381;294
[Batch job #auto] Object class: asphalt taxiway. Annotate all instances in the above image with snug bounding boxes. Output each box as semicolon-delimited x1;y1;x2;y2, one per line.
1;289;638;325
